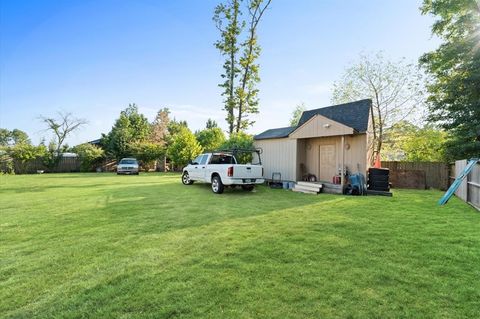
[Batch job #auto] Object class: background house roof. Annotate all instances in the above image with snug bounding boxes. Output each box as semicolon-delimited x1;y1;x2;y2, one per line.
254;99;371;140
297;99;371;132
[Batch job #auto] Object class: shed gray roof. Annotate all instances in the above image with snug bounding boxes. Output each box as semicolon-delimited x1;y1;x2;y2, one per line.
254;99;371;140
297;99;371;132
254;126;296;140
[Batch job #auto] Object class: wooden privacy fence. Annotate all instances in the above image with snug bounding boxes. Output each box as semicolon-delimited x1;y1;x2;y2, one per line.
381;161;449;190
7;157;81;174
0;157;165;174
452;159;480;210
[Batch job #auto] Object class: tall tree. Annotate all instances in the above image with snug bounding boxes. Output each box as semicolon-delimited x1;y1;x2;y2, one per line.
167;119;188;137
420;0;480;160
214;0;272;134
0;128;30;146
382;121;447;161
39;112;87;154
235;0;272;132
289;103;307;126
10;129;30;145
206;118;219;129
214;0;243;134
167;126;203;168
332;52;426;163
0;129;10;146
102;104;151;159
196;127;226;151
150;107;171;146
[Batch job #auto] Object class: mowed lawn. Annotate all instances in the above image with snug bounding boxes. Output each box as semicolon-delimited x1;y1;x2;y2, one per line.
1;173;479;319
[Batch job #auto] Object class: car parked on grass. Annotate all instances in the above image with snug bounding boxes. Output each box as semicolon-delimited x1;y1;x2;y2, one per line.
117;158;139;175
182;150;264;194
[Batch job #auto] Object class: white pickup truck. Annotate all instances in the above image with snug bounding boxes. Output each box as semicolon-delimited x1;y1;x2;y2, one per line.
181;150;265;194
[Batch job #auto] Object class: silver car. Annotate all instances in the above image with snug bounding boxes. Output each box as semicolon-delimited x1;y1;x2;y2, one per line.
117;158;139;175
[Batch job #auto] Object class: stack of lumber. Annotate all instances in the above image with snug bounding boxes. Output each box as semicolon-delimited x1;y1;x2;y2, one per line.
292;182;323;194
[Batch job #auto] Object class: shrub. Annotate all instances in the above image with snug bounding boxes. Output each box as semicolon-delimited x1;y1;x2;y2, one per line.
0;149;14;174
128;142;165;170
7;143;47;174
73;144;105;172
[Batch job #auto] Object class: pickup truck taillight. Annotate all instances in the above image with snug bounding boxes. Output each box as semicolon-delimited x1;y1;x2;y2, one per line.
227;166;234;177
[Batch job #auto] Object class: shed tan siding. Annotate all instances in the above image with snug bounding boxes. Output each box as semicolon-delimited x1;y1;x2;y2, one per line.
254;138;297;181
290;114;354;139
300;134;367;180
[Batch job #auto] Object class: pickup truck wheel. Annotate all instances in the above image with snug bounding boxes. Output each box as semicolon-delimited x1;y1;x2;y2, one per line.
242;185;255;191
211;176;224;194
182;172;194;185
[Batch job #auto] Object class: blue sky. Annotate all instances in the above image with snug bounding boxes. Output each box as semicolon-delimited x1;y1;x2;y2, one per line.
0;0;440;145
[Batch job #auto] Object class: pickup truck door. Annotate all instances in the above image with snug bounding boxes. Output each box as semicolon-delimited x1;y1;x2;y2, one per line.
198;154;210;182
189;155;204;180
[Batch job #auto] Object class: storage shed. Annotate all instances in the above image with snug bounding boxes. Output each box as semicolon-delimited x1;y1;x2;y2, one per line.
254;99;373;185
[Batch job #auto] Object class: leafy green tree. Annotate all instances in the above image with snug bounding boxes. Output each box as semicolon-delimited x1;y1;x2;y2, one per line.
220;131;254;150
150;108;170;146
220;132;255;163
0;128;30;146
235;0;271;132
11;129;30;145
167;126;203;169
382;121;447;161
214;0;272;133
73;143;105;172
402;126;447;162
41;141;60;169
332;52;426;163
196;127;226;152
0;129;9;146
214;0;243;134
289;103;306;126
129;142;165;170
419;0;480;160
103;104;151;159
167;119;188;136
206;118;218;129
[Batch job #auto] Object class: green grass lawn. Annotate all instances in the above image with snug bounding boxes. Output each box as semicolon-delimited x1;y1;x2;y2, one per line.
1;173;479;318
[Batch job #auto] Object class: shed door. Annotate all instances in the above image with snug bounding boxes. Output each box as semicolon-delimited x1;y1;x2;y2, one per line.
319;144;336;181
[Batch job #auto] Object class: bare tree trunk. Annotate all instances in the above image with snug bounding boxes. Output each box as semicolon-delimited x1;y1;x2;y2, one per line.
228;49;236;134
236;30;255;133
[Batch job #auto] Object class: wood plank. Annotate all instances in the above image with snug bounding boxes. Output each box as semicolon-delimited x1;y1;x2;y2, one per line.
292;187;318;195
293;184;321;192
296;181;323;188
